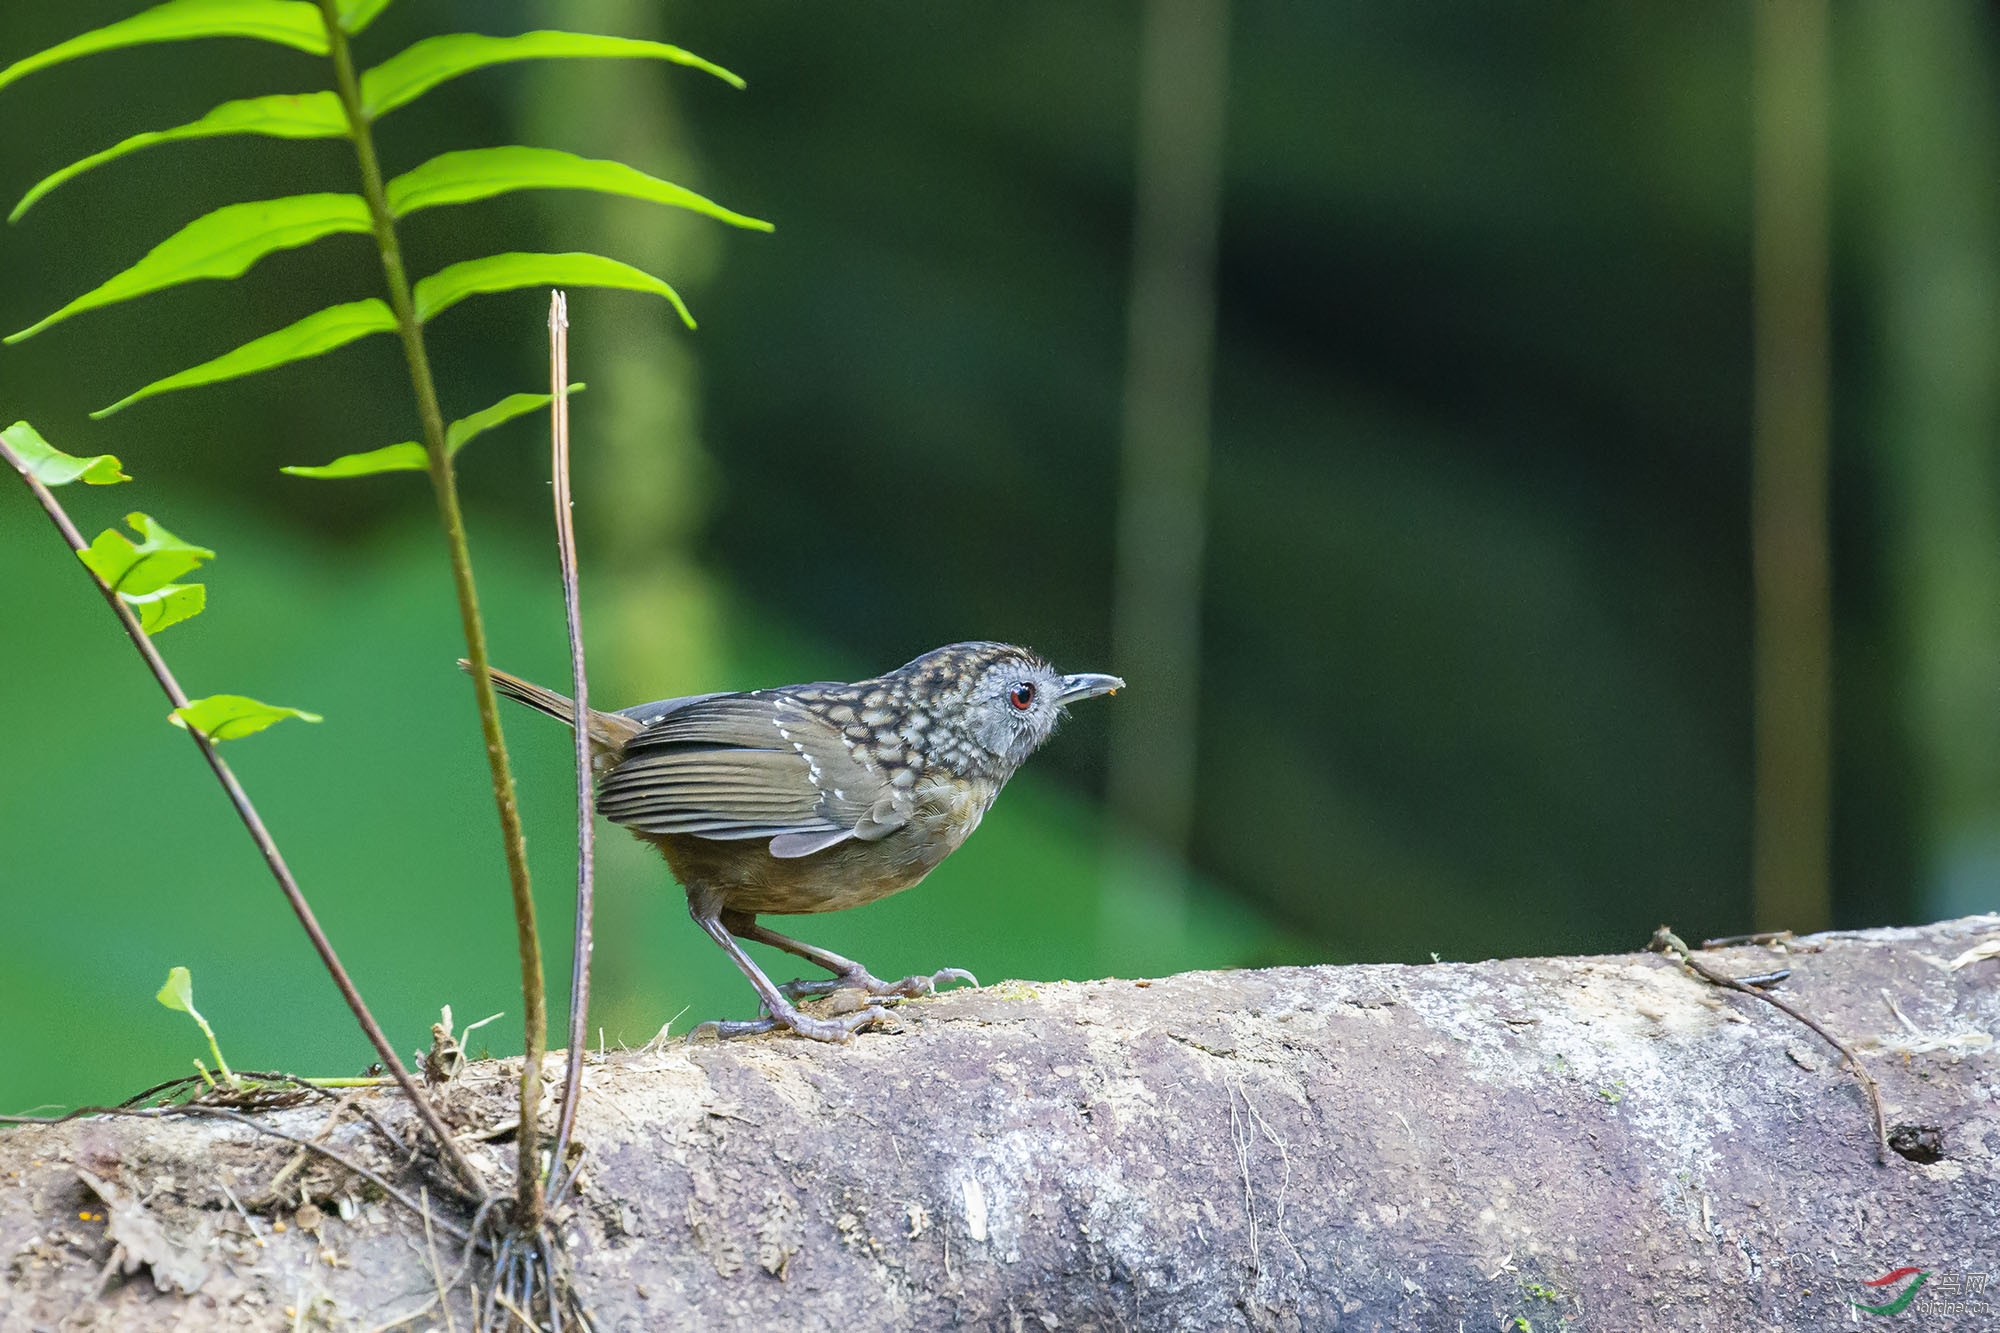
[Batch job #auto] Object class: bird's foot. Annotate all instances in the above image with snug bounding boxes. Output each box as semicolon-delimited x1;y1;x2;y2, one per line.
777;966;979;1004
690;1001;891;1044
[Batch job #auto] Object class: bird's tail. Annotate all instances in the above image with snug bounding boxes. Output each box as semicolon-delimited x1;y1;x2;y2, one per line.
467;661;576;726
457;661;640;757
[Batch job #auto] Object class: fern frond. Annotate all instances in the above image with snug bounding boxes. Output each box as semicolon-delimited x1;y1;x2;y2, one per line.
281;384;584;478
385;147;771;231
93;298;396;417
6;194;370;343
0;0;327;96
10;93;345;223
412;252;695;329
360;30;741;121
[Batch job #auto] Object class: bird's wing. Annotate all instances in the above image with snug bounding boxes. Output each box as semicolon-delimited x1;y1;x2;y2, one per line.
612;690;731;728
596;693;908;855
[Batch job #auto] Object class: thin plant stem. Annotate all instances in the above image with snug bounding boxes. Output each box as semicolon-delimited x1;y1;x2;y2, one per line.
547;291;596;1170
317;1;547;1226
0;436;482;1195
1650;927;1886;1161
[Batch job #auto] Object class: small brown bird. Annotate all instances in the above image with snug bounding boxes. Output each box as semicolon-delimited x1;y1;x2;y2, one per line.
479;642;1123;1042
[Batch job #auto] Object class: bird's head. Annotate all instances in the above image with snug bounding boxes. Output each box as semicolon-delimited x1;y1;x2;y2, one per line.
892;642;1124;776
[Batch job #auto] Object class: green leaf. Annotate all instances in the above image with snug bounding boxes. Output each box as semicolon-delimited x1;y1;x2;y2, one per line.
122;583;206;635
78;513;214;596
154;964;234;1085
6;194;371;344
334;0;394;35
282;383;584;478
280;441;426;479
11;93;346;223
94;298;396;418
413;252;694;328
385;146;772;231
0;420;129;485
156;965;198;1014
446;384;585;451
361;30;741;121
0;0;328;96
169;694;322;741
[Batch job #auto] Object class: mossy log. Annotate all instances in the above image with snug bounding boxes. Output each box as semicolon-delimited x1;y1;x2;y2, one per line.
4;915;1998;1330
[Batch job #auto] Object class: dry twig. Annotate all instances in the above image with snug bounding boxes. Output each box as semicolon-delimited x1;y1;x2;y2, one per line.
1650;926;1887;1161
548;287;596;1181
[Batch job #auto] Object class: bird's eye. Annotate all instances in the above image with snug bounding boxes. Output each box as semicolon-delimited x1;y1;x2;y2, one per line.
1008;682;1036;710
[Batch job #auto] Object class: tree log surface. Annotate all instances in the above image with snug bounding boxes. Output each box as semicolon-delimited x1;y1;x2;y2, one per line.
3;915;1998;1331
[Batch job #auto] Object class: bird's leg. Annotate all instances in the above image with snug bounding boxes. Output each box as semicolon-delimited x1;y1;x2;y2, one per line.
721;910;978;1003
687;907;888;1043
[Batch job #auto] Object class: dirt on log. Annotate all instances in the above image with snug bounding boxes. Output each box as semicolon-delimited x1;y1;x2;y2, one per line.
4;915;1998;1331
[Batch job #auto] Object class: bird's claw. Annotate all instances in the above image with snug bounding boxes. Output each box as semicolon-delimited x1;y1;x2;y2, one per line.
911;966;980;995
776;966;980;1004
691;1003;891;1044
695;966;977;1041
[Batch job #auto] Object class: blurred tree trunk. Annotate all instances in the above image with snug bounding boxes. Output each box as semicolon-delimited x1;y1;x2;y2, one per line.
1104;0;1230;957
520;1;728;1042
1750;0;1832;933
1858;2;2000;923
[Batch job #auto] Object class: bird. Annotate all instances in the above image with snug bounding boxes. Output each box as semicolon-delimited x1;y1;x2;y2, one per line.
474;642;1124;1043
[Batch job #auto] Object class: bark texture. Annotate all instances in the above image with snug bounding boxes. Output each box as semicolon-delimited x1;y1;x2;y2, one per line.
4;915;1998;1331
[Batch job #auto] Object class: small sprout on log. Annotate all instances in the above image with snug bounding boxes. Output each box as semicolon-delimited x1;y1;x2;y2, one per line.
156;965;236;1088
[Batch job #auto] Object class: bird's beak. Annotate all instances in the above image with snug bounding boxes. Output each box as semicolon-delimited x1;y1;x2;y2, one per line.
1057;672;1125;705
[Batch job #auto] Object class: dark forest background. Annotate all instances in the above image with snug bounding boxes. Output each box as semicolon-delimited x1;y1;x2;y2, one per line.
4;2;1998;1110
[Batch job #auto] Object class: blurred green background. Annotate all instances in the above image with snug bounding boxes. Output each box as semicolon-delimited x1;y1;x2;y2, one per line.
4;2;1998;1112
